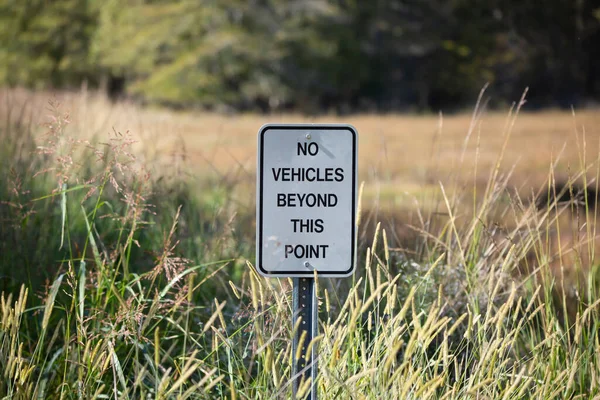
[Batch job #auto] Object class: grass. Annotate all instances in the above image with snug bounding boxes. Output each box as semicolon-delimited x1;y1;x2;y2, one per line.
1;87;600;398
3;87;600;208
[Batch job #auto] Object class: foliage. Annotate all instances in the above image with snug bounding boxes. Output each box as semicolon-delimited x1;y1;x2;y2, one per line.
0;0;99;88
1;0;599;111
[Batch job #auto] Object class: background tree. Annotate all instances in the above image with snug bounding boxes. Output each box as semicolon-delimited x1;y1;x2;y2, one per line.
0;0;99;88
1;0;598;111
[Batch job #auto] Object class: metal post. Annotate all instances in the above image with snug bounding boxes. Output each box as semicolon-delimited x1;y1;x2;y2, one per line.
292;277;318;399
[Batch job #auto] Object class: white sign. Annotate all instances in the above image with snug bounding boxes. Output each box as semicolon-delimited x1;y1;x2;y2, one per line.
256;124;357;277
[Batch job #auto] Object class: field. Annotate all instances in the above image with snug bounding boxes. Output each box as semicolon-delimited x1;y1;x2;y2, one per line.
2;88;600;399
5;88;600;201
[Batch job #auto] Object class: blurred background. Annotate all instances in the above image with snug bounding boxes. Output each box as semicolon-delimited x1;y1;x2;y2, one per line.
1;0;599;113
1;0;600;297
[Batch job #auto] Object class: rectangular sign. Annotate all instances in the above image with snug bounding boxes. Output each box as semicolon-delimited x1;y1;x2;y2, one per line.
256;124;357;277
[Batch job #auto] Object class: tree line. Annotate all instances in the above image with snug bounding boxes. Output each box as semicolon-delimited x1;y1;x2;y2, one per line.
1;0;599;112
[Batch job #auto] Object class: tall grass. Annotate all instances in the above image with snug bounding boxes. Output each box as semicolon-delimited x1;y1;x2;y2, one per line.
1;91;600;399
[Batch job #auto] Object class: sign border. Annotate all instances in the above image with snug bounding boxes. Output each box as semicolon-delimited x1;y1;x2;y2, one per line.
256;123;357;277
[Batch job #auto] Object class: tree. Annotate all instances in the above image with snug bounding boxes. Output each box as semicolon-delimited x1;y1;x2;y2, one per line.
1;0;598;110
0;0;99;88
92;0;347;110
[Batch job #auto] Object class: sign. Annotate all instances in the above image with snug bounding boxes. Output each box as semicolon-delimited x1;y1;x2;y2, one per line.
256;124;357;277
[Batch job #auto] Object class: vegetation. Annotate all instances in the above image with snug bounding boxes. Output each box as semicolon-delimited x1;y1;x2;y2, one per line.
1;89;600;398
1;0;599;111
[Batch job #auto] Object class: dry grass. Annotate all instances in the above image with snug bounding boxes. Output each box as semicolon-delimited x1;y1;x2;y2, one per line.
2;87;600;398
4;88;600;280
3;87;599;210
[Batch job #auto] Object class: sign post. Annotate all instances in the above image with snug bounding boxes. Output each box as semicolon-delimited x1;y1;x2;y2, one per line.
292;277;318;398
256;124;357;399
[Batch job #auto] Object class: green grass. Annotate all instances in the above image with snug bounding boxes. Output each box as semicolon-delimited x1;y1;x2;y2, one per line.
1;94;600;399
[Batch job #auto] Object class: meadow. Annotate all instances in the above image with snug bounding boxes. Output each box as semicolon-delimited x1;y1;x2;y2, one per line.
2;87;600;399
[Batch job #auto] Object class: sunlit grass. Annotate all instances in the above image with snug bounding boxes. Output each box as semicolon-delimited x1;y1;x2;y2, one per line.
1;88;600;398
